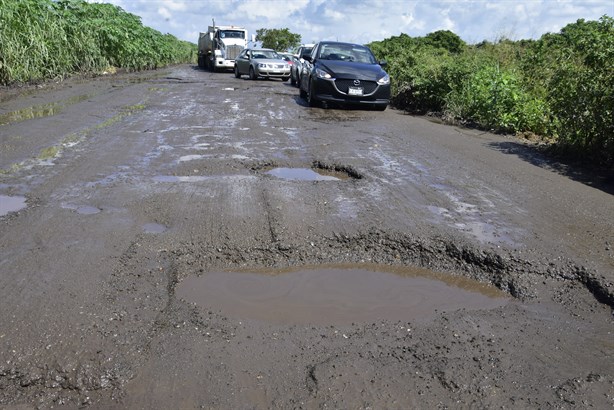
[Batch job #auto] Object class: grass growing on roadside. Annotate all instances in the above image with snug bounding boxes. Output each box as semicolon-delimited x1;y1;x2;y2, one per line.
0;0;196;85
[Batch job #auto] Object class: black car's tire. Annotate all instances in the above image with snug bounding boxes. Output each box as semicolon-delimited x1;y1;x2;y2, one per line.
290;75;296;86
299;86;307;99
307;80;319;107
249;66;257;80
234;65;241;78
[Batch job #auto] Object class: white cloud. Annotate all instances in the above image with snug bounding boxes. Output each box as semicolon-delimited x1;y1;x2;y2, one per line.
158;7;171;21
86;0;613;45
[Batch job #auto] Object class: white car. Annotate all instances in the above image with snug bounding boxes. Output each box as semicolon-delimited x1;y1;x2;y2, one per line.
234;48;291;81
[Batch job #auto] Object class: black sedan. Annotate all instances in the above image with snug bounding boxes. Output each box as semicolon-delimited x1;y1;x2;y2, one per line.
298;41;390;110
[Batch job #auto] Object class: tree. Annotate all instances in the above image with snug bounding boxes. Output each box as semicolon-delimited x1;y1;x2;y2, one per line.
255;28;301;51
423;30;466;54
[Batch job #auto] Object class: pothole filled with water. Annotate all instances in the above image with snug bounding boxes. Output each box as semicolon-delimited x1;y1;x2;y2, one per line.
176;264;509;325
143;223;167;234
265;167;344;181
0;94;93;126
0;195;27;216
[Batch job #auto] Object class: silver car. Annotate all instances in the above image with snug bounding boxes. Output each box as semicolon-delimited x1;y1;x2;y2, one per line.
234;48;291;81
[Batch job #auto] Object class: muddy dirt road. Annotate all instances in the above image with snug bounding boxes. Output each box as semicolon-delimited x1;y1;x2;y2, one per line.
1;65;613;408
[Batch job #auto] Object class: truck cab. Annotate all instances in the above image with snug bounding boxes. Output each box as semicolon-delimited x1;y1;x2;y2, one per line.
198;24;248;71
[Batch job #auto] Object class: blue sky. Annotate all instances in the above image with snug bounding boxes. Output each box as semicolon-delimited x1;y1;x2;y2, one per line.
89;0;613;45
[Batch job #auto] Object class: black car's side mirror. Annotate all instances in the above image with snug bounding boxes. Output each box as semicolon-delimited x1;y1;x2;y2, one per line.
379;60;387;68
303;54;313;62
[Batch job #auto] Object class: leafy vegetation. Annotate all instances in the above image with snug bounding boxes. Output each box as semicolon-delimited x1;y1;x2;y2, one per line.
369;17;613;166
255;28;301;52
0;0;196;85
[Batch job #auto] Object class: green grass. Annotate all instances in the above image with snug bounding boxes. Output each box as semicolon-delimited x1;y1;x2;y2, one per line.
0;0;196;85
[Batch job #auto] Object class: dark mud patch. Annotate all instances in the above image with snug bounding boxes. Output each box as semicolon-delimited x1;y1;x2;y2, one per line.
177;264;509;325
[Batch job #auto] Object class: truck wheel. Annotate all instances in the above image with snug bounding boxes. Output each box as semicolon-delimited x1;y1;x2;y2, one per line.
249;67;257;80
198;55;204;69
234;65;241;78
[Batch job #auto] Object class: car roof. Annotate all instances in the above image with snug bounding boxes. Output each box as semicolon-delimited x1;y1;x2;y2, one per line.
317;41;367;47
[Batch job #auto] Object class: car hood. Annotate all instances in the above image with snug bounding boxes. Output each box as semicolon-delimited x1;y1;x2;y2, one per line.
318;61;387;81
252;58;288;65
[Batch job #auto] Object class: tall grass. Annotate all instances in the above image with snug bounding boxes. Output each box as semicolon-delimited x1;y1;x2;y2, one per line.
0;0;196;85
369;17;614;166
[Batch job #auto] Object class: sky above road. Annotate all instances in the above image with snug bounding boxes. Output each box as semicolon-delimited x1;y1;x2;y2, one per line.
89;0;613;46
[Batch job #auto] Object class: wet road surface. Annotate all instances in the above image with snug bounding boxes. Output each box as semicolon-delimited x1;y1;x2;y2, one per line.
1;65;613;408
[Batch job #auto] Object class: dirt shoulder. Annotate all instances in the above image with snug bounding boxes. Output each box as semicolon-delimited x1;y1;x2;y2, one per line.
0;65;612;408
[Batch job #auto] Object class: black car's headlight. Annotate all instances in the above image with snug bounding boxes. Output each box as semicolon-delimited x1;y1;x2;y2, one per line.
377;74;390;85
315;68;333;79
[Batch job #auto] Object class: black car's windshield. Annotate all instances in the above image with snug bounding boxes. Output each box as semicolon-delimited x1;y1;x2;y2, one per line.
317;44;377;64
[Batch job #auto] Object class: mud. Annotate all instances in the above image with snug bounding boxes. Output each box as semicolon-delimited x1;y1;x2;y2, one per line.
0;65;613;409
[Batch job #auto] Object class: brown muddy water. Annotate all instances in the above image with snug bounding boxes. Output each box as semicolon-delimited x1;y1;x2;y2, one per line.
176;264;509;325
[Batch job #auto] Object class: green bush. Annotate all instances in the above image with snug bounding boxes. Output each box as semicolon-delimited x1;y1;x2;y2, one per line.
369;15;613;166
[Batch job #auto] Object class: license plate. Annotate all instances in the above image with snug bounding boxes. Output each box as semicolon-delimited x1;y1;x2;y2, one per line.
348;87;363;96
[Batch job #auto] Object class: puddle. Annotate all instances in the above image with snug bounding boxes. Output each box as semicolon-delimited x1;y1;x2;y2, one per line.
76;205;101;215
143;223;167;234
0;94;92;126
61;203;101;215
177;264;509;325
265;167;344;181
0;195;27;216
153;175;211;183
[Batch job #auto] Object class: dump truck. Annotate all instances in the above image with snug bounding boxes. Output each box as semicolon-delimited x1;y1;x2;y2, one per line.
198;20;248;72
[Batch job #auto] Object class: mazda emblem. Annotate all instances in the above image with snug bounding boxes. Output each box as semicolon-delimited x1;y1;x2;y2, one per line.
353;79;361;86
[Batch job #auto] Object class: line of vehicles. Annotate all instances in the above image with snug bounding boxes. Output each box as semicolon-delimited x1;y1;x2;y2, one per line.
198;22;390;110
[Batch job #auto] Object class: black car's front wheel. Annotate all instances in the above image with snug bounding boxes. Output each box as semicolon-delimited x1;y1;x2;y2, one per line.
234;65;241;78
307;80;319;107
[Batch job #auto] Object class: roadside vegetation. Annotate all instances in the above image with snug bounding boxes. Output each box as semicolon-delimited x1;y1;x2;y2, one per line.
369;16;613;167
0;0;195;86
255;28;302;52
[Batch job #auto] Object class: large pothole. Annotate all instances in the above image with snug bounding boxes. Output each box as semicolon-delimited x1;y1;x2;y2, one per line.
176;263;509;325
